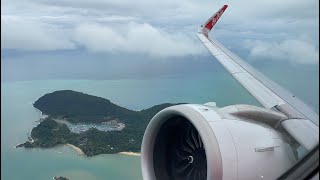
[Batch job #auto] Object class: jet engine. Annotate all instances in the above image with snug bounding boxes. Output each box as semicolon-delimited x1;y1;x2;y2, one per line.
141;103;297;180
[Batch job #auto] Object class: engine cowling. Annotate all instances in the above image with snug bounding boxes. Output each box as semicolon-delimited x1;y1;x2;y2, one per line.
141;104;297;180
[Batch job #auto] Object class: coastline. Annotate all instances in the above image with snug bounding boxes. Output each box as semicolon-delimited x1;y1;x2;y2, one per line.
118;152;141;156
14;143;24;148
65;143;85;156
64;144;140;157
33;105;139;157
34;107;48;122
15;134;35;148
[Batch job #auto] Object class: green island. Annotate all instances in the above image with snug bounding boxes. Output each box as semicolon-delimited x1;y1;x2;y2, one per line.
17;90;179;156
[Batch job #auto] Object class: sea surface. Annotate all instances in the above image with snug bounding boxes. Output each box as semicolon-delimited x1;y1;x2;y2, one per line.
1;70;318;180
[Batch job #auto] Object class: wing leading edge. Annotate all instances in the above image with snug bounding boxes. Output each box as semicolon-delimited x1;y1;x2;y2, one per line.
197;5;319;150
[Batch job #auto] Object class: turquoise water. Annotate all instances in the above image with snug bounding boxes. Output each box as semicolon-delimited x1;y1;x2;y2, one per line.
1;70;317;180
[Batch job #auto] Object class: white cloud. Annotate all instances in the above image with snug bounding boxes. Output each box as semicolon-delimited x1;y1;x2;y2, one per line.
7;0;316;23
244;39;319;64
1;15;204;57
224;0;318;20
1;15;76;51
1;0;319;61
73;22;204;57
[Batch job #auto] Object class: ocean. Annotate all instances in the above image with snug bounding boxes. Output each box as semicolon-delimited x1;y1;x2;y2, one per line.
1;70;318;180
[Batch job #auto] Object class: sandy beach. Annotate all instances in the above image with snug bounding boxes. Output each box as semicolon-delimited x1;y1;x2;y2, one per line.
66;143;85;156
118;152;141;156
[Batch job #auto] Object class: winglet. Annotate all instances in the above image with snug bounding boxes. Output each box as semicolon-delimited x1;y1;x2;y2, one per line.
201;5;228;37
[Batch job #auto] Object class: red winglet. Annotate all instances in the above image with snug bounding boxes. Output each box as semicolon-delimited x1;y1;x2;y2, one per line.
202;5;228;36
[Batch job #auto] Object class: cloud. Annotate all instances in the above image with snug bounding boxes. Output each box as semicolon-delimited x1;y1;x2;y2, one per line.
7;0;316;23
1;15;76;51
244;39;319;64
1;14;204;57
224;0;318;20
73;22;204;57
1;0;319;61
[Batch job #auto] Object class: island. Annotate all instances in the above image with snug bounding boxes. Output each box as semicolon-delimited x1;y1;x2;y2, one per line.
17;90;179;156
53;176;69;180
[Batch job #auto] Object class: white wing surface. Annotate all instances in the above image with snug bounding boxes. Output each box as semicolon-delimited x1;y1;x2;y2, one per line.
197;5;319;150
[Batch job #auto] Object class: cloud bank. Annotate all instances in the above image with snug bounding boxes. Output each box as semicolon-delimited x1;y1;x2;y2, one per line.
1;15;203;57
73;22;203;57
1;0;319;63
245;39;319;64
1;16;76;51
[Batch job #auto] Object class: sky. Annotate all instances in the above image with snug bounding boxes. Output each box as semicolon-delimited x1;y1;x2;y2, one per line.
1;0;319;82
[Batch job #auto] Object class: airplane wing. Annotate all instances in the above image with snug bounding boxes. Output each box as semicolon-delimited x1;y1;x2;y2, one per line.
196;5;319;150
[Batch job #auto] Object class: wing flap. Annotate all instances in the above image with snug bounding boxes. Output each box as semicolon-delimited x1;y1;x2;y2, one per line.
281;119;319;150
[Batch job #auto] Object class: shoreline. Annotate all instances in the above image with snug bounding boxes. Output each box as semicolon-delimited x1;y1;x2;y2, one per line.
65;143;85;156
14;143;24;148
34;108;139;157
34;107;48;118
118;152;141;156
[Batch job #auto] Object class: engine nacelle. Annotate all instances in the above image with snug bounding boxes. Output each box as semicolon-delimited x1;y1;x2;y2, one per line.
141;104;297;180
